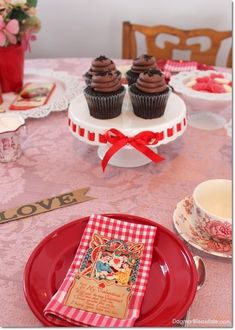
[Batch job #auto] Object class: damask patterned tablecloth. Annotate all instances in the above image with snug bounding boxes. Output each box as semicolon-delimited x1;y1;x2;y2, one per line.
0;58;232;327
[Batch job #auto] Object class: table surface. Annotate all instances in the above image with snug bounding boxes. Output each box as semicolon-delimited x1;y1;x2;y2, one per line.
0;58;232;327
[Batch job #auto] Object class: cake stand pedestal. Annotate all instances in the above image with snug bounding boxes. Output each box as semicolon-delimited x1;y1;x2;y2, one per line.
68;91;187;169
97;145;159;168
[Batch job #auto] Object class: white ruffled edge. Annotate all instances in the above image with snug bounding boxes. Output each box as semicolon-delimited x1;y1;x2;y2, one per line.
13;68;83;119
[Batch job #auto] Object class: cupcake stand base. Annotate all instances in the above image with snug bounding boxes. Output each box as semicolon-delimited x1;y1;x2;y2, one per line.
97;145;158;167
68;91;187;168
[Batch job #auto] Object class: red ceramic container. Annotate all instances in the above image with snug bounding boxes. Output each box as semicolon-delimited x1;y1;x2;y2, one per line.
0;43;24;93
0;86;3;104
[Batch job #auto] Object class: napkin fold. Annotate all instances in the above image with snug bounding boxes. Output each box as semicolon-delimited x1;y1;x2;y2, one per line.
156;59;215;82
44;214;157;327
163;60;198;79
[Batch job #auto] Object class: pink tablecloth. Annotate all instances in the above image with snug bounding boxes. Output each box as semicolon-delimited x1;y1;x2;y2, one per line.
0;58;232;327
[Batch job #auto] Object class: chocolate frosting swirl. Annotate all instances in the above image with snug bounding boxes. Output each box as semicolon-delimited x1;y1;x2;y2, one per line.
136;68;167;93
131;54;156;73
89;55;116;75
91;71;122;92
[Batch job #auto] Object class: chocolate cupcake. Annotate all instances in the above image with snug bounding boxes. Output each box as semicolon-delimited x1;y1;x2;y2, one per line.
84;70;126;119
83;55;121;85
126;54;157;85
129;68;171;119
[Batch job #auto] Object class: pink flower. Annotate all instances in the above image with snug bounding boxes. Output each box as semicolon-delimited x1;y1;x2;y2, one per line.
207;240;232;253
0;16;19;46
204;220;232;241
183;197;193;215
2;138;11;150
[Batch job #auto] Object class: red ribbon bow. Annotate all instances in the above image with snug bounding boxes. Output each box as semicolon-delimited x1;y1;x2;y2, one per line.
101;128;165;171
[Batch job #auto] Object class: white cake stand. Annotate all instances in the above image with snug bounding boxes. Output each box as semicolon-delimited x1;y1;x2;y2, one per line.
68;91;187;168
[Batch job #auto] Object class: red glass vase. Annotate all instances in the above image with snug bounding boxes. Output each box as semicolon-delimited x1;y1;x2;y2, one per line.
0;43;24;93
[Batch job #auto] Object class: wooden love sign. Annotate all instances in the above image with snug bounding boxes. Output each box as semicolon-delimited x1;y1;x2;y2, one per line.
0;187;95;224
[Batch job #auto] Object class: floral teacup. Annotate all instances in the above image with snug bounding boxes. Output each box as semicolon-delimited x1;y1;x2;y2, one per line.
0;113;25;162
192;179;232;242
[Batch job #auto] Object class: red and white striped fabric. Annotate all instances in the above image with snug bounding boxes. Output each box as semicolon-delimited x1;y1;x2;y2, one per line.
44;214;157;327
164;60;198;79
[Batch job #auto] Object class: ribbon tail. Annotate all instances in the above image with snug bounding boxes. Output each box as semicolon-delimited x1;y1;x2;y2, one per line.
131;141;165;163
101;139;128;171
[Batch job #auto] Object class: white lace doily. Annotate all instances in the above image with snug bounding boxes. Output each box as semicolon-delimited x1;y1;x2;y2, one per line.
2;68;84;119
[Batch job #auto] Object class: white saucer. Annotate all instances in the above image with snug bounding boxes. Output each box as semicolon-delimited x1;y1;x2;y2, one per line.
173;196;232;258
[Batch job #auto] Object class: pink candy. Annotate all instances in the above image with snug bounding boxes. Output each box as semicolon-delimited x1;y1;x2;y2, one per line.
191;73;231;93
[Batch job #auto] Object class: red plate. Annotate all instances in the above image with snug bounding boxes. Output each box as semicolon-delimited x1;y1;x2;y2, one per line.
23;214;197;327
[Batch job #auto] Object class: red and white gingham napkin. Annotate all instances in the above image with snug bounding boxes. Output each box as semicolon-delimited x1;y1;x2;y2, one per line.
44;214;157;327
163;59;198;80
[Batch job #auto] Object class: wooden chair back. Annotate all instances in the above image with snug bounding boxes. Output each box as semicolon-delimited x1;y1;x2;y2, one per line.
122;21;232;67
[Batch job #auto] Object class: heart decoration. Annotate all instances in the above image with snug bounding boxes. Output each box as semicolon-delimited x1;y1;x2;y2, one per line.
113;258;120;264
99;283;105;289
